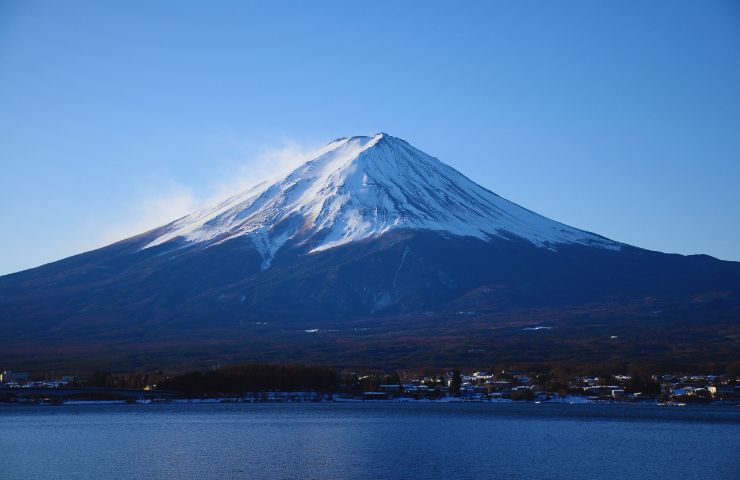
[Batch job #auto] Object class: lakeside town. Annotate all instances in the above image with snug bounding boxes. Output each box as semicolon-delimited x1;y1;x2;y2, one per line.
1;366;738;406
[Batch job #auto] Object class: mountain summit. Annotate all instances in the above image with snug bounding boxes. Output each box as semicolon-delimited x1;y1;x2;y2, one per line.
1;133;738;370
146;133;618;268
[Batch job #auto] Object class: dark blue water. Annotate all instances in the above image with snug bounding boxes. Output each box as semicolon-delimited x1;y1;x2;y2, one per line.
1;402;738;479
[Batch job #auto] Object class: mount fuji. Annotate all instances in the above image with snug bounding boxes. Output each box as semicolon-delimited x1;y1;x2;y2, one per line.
1;133;738;370
145;133;618;268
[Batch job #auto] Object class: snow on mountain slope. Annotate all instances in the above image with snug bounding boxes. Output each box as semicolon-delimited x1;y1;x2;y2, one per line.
145;133;620;268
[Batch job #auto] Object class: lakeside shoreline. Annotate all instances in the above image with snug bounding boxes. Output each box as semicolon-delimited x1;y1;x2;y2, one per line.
2;393;738;408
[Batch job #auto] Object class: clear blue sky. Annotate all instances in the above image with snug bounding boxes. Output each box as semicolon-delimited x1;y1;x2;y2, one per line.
1;0;739;274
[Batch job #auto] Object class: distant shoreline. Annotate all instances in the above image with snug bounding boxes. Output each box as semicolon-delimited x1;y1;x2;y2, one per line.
1;393;737;409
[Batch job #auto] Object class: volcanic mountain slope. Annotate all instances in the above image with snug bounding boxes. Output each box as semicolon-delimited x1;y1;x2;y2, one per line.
145;133;618;267
1;133;739;370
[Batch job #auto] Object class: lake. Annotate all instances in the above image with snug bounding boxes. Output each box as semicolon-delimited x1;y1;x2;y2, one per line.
1;402;738;479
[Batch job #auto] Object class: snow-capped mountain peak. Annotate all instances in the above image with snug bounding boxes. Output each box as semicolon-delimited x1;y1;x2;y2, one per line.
145;133;619;268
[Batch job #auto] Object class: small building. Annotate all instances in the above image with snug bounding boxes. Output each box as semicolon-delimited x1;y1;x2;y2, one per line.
708;385;735;399
486;380;512;392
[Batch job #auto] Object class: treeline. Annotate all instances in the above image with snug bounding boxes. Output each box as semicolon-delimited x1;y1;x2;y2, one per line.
160;364;340;394
58;359;740;395
78;370;165;390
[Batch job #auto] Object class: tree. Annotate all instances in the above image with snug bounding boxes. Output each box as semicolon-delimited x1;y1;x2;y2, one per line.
85;371;112;388
450;369;462;395
625;364;660;396
511;388;535;401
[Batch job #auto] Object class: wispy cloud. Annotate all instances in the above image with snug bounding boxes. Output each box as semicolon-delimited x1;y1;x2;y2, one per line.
90;137;318;248
205;138;314;205
96;182;200;246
